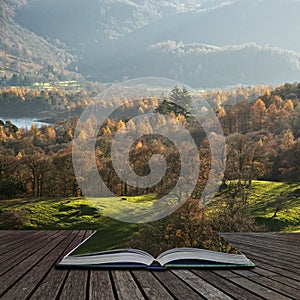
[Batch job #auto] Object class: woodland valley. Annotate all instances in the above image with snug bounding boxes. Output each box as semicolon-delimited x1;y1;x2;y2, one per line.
0;0;299;243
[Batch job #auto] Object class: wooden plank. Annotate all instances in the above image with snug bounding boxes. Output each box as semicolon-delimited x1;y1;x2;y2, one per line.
0;230;26;240
240;252;300;282
222;234;300;255
224;235;300;258
223;232;299;240
193;270;262;300
247;275;300;299
262;274;300;291
154;270;205;300
234;240;300;261
212;270;243;278
0;230;68;296
251;267;281;277
111;270;144;300
59;269;89;300
233;268;300;290
244;233;300;244
215;272;292;300
222;233;300;253
0;230;45;256
0;230;62;276
216;268;300;297
172;269;233;300
29;231;88;300
0;231;299;299
214;270;292;299
0;231;14;237
0;230;29;238
89;270;115;300
228;269;260;278
233;246;300;275
57;231;94;300
0;231;62;271
220;232;300;243
0;231;58;265
0;231;35;249
278;233;300;241
132;270;174;300
0;231;79;299
220;239;300;275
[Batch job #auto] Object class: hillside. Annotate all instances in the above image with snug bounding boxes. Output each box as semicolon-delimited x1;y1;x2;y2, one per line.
0;84;299;232
0;181;299;232
0;0;80;82
210;181;300;232
18;0;300;51
16;0;230;46
2;0;300;87
79;0;300;86
83;41;300;88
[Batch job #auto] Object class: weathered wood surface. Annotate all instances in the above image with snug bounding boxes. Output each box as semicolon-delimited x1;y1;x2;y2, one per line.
0;231;299;299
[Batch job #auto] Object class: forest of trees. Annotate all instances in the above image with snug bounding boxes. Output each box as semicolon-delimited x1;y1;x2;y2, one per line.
0;83;299;201
0;87;95;118
0;84;268;116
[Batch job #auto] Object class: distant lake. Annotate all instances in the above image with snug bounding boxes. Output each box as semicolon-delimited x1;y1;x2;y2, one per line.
0;117;49;129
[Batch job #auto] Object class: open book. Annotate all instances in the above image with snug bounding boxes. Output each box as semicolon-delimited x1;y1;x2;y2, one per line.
58;231;255;269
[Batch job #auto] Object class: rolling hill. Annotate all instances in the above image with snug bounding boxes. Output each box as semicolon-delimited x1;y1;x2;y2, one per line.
0;181;299;232
79;0;300;86
16;0;232;46
0;0;79;82
2;0;300;87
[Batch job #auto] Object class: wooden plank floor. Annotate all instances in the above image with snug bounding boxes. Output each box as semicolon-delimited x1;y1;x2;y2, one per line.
0;231;299;299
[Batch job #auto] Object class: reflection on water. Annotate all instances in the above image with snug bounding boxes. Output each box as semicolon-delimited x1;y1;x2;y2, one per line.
0;117;49;128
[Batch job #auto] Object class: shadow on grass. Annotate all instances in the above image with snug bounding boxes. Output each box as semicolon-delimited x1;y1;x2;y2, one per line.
58;204;98;215
255;217;297;232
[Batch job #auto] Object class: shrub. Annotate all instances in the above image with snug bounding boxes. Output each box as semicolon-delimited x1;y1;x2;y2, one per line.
0;208;29;229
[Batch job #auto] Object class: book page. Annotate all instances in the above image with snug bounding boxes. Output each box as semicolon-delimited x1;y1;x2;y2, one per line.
156;248;252;266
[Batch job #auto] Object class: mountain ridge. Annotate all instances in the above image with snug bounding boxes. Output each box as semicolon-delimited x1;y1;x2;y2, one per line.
2;0;300;87
0;0;79;82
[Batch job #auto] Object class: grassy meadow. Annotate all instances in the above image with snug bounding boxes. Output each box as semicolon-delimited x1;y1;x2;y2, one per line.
247;181;300;232
0;181;299;234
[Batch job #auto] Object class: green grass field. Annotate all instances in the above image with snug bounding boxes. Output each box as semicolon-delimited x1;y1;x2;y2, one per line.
0;181;299;232
208;180;300;232
88;194;158;223
247;181;300;232
0;197;139;250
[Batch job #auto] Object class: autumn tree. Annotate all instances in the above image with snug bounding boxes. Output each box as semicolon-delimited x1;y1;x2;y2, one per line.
277;141;300;182
225;133;256;185
52;146;79;197
211;184;264;232
21;149;52;197
0;149;25;198
251;99;267;131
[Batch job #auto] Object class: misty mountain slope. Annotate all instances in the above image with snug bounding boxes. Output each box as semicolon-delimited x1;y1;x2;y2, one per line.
16;0;233;47
76;0;300;86
0;0;77;81
3;0;300;87
15;0;99;49
81;41;300;88
86;0;300;59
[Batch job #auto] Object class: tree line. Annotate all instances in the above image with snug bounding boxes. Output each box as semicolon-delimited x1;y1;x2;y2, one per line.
0;84;299;201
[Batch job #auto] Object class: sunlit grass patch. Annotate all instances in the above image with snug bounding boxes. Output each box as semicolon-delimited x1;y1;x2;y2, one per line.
0;197;104;229
0;195;158;229
86;193;164;223
209;180;300;232
247;181;300;231
0;183;299;232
